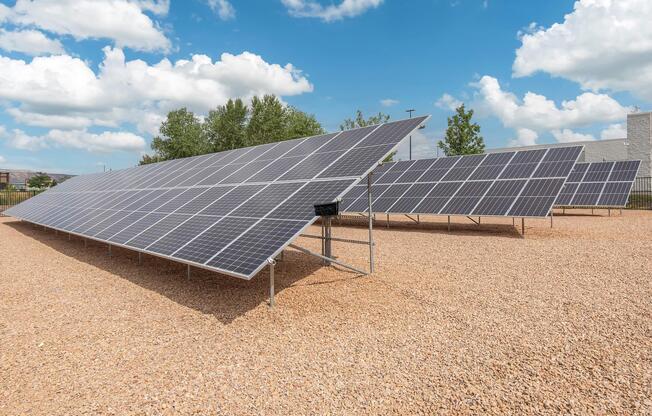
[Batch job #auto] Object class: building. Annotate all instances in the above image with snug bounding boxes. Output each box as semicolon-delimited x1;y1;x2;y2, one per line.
488;111;652;177
0;169;74;190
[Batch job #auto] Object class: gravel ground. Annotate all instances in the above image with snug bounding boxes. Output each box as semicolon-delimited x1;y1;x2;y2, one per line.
1;210;651;415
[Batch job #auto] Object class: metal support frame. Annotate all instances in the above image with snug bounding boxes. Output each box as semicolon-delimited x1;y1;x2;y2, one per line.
466;216;480;226
108;244;112;257
447;216;451;232
521;218;525;236
404;214;419;224
68;233;71;241
367;172;374;274
301;233;370;245
289;244;368;275
386;213;390;229
268;258;276;308
186;264;191;279
138;252;142;265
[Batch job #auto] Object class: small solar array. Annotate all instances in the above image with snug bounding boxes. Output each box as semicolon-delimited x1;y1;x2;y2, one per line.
555;160;641;207
341;146;583;218
5;116;428;279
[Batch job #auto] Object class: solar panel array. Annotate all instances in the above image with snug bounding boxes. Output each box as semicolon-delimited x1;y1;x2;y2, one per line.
341;146;583;218
555;160;641;207
4;116;428;279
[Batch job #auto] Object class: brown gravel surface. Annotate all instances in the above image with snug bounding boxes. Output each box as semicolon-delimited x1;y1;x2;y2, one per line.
1;210;651;415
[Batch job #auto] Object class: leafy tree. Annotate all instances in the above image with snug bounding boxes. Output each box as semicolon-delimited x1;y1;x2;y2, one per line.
5;184;17;191
143;108;209;163
141;96;324;163
27;173;53;189
340;110;394;162
340;110;390;130
284;106;324;139
438;104;485;156
246;95;288;146
205;98;248;152
139;154;164;165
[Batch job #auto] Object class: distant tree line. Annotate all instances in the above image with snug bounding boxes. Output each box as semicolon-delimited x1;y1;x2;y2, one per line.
140;95;324;164
139;96;486;165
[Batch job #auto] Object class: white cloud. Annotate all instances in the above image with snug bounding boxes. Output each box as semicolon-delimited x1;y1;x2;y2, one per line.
513;0;652;100
551;128;595;143
508;128;538;147
207;0;235;20
3;128;146;152
2;0;171;52
435;93;462;111
281;0;383;22
0;29;64;56
0;154;5;164
600;123;627;140
0;47;313;134
380;98;398;107
472;75;630;133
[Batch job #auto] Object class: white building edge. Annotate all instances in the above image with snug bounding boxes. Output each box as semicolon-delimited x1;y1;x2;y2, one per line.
488;112;652;178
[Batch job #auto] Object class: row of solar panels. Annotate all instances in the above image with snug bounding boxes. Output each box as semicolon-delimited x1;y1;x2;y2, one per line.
4;117;429;279
341;156;640;216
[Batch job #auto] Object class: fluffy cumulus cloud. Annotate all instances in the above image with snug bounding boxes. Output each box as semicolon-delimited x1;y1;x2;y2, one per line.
0;28;64;55
435;93;462;111
207;0;235;20
514;0;652;100
469;75;630;145
281;0;383;22
0;47;313;151
551;129;595;143
380;98;398;107
5;128;146;152
0;0;170;52
600;123;627;140
394;129;438;160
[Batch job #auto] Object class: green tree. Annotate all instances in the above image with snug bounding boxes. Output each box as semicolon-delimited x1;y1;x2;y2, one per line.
340;110;394;162
284;106;324;139
246;95;287;146
5;184;17;191
340;110;390;130
139;154;163;165
438;104;485;156
27;173;53;189
204;98;248;152
142;108;209;164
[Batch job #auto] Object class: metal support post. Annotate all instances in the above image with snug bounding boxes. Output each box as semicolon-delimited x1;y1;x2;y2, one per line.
478;217;481;225
447;216;451;232
563;207;565;215
417;214;420;224
591;208;594;215
108;244;112;257
268;259;276;308
512;217;515;226
68;233;71;241
367;173;374;274
521;218;525;236
324;216;332;265
608;208;611;216
187;264;191;280
386;213;389;229
138;252;142;265
550;210;554;228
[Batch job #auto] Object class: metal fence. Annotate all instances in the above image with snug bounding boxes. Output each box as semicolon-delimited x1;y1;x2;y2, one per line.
629;176;652;210
0;190;41;215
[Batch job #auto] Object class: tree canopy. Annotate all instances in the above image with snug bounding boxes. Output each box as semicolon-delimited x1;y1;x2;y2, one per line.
140;95;324;164
340;110;390;130
438;104;485;156
27;173;54;189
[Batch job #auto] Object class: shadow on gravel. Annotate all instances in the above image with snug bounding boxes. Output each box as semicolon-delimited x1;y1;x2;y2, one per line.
5;220;323;324
333;216;524;239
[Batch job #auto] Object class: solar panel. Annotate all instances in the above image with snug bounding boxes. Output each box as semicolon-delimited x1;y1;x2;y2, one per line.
555;160;641;208
3;116;429;279
341;146;583;218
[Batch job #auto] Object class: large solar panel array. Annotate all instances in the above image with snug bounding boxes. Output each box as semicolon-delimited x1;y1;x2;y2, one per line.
555;160;641;207
4;116;428;279
341;146;583;218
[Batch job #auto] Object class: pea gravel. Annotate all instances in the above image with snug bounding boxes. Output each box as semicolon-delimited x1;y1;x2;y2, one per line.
1;210;650;415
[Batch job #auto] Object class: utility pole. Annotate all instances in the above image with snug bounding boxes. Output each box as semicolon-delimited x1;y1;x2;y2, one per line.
406;109;415;160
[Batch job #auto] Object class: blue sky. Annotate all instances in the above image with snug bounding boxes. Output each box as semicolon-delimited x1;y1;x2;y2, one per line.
0;0;650;173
